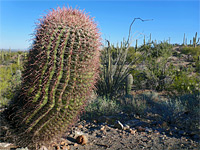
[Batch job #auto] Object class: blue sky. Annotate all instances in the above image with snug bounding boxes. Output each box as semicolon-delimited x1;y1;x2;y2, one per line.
0;0;199;50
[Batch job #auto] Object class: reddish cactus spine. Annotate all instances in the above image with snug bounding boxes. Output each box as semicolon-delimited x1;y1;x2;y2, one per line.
4;6;101;149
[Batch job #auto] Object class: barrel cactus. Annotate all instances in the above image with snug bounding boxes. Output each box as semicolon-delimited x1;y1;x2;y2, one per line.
4;6;101;149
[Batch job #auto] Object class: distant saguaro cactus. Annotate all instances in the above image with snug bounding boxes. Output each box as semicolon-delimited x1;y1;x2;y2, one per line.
135;39;138;52
4;6;101;149
193;32;200;47
144;35;146;45
183;33;186;45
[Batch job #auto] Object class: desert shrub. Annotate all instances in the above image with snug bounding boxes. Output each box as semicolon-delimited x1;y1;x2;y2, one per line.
170;67;200;94
195;58;200;73
144;58;176;91
84;96;121;118
131;41;175;91
138;41;172;58
130;70;147;89
119;94;148;115
180;46;200;74
0;65;22;107
164;94;200;130
119;91;199;131
96;40;146;100
180;46;200;60
0;51;24;107
131;42;200;94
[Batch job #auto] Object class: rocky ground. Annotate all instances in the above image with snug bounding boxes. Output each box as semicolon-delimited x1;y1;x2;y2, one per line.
1;112;199;150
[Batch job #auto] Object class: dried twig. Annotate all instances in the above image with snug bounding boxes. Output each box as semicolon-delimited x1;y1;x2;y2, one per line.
127;18;153;46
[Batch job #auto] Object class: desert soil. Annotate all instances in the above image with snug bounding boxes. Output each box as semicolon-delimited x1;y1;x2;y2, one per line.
62;117;200;150
1;112;199;150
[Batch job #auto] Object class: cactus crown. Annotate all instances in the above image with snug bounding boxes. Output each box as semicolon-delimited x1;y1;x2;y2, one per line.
5;6;101;149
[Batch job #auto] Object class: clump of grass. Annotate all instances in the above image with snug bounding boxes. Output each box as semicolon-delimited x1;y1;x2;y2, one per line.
119;91;200;131
119;95;148;115
84;97;121;119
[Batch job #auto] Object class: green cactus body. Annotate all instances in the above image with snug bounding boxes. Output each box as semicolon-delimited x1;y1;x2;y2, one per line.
125;74;133;95
135;39;138;52
193;32;198;47
183;33;185;45
5;7;101;149
1;50;4;61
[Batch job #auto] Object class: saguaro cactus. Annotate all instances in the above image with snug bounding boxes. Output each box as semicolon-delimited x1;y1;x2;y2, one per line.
193;32;200;47
135;39;138;52
125;74;133;95
183;33;186;45
4;6;101;149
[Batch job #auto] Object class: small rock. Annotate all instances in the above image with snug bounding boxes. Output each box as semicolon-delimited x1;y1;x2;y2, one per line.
16;148;29;150
142;137;148;142
137;126;145;132
114;121;124;130
100;126;105;131
93;120;97;124
130;129;137;135
60;140;68;150
161;121;168;128
145;127;153;133
76;135;88;145
154;130;160;135
75;131;84;136
52;144;60;150
169;131;173;135
39;146;48;150
123;124;130;130
0;143;12;148
78;125;83;129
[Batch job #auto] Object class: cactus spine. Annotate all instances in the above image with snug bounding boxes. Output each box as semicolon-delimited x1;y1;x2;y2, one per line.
4;7;101;149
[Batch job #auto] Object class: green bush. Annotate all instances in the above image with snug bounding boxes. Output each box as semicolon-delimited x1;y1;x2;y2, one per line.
0;50;24;107
170;67;200;94
84;97;121;118
181;46;200;56
138;41;172;58
0;65;22;107
131;41;175;91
